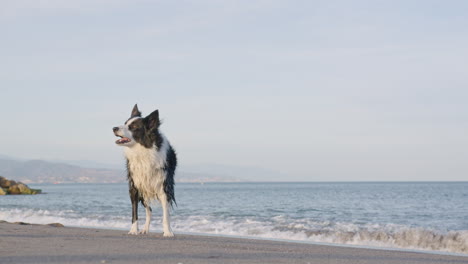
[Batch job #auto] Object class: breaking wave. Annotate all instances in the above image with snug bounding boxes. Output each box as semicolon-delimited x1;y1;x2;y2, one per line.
0;208;129;229
1;208;467;255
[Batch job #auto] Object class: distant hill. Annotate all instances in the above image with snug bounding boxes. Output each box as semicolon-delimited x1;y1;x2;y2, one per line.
0;159;125;184
0;157;247;184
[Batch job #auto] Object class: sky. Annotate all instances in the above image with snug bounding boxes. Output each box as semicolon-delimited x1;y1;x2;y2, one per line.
1;0;467;181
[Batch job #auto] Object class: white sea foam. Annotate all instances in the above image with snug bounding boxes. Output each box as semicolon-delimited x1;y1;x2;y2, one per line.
2;208;466;254
0;208;129;229
172;215;468;254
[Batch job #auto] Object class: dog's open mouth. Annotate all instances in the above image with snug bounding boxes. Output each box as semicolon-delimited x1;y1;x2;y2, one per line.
116;136;131;145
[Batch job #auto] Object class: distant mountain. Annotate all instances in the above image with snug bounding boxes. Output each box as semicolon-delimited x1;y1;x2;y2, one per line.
0;159;125;184
0;154;24;161
49;159;123;170
0;157;248;184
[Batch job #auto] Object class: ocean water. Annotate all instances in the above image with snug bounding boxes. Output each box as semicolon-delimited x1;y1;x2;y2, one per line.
1;182;467;255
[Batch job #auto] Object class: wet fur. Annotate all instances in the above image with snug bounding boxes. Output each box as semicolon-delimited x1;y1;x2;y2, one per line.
113;105;177;236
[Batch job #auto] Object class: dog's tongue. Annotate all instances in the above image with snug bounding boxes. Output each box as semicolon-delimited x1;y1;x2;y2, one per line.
116;137;131;144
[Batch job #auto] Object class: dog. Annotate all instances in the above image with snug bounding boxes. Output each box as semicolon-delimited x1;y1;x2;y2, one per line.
113;104;177;237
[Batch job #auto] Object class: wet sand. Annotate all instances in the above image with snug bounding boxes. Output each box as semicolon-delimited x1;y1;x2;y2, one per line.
1;221;467;264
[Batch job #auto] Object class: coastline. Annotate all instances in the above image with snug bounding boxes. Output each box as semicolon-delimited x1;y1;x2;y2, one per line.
1;221;467;264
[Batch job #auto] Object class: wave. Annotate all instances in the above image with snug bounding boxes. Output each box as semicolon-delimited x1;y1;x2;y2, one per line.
172;215;468;254
1;208;467;254
0;208;129;229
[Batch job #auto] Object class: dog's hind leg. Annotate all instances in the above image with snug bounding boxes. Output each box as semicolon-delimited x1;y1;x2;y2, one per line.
140;203;152;234
128;184;139;235
160;193;174;237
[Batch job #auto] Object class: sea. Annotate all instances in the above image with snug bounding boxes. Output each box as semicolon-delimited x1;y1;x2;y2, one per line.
1;182;467;255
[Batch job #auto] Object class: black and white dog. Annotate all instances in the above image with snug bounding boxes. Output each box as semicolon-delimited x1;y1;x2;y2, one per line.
113;104;177;237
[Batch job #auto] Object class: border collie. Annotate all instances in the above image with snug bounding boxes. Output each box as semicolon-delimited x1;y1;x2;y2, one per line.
113;104;177;237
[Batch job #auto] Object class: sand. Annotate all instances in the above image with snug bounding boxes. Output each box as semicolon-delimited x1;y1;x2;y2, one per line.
1;221;467;264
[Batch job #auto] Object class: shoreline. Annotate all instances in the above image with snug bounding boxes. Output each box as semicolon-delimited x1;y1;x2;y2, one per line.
188;232;468;258
1;221;467;264
4;219;466;258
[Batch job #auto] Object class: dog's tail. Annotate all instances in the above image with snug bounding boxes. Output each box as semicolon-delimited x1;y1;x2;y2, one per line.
164;145;177;207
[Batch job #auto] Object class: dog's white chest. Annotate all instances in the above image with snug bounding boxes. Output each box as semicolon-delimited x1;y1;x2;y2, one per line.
124;143;168;202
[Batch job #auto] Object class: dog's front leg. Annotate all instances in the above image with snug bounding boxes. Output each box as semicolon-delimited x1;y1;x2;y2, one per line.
160;194;174;237
139;205;152;234
128;185;139;235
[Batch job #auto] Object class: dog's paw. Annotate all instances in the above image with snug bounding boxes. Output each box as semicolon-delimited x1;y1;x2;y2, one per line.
139;229;149;235
163;231;174;237
128;222;138;235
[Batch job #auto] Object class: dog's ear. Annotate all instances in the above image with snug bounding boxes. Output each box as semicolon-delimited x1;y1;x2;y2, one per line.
145;109;160;130
131;104;142;117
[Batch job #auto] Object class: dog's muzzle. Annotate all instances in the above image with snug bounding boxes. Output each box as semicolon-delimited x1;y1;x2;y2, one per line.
113;127;132;145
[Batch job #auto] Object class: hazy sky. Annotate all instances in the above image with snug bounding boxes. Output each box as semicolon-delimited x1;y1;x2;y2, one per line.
1;0;467;181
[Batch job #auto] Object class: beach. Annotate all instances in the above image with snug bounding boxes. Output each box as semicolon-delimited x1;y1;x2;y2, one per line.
2;182;468;258
1;221;467;264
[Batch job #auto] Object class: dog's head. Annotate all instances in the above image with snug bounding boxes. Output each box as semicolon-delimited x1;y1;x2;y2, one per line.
113;104;160;147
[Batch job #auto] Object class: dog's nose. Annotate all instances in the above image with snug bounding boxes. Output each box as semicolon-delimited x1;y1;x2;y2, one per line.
113;127;119;132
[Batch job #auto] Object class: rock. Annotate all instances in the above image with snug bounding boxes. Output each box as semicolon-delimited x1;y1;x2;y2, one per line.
9;183;41;195
17;183;29;192
31;188;42;194
18;183;39;194
0;176;41;195
0;176;6;188
0;187;6;195
8;185;21;194
13;222;31;225
47;223;64;227
0;177;16;188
